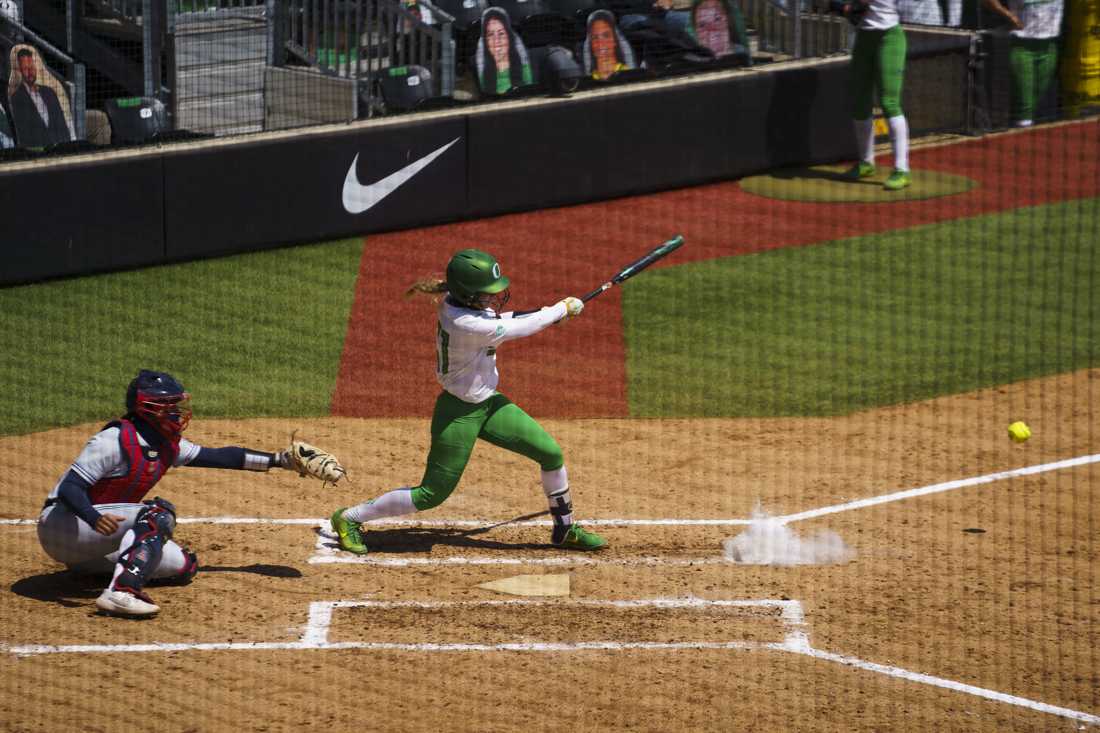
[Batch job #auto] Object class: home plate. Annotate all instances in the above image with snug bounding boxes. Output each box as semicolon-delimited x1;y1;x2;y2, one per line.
477;574;571;597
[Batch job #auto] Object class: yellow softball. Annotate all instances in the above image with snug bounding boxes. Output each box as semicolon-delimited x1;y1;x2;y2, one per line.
1008;421;1031;443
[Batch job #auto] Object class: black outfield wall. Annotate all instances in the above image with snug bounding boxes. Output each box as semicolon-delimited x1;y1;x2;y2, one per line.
466;59;853;216
0;156;165;284
2;53;935;286
163;117;468;261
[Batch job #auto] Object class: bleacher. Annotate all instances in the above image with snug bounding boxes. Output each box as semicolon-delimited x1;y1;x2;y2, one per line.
0;0;1044;159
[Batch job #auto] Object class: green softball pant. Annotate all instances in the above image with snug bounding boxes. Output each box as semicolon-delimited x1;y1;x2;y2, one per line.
410;391;564;511
850;25;907;120
1010;36;1059;122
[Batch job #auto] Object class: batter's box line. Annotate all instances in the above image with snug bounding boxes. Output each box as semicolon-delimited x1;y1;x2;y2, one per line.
4;598;1097;727
310;525;732;566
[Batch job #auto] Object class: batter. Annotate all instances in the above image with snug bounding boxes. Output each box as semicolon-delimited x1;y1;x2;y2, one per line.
330;249;608;553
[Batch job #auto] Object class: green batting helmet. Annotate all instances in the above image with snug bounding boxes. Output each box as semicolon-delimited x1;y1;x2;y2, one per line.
445;249;510;306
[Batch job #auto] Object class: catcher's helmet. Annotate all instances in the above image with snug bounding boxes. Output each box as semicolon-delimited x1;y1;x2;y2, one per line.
125;369;191;438
446;249;511;310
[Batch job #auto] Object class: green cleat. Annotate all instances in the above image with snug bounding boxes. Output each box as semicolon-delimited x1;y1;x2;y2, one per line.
552;524;608;551
884;169;912;191
330;508;369;555
846;161;876;179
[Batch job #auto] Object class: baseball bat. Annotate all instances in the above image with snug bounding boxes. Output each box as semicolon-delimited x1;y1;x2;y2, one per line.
581;235;685;302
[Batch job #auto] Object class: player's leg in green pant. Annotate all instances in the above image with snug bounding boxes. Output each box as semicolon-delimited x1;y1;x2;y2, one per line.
847;28;880;178
331;392;485;553
478;394;607;550
1011;36;1060;125
877;25;912;190
411;391;492;511
1010;37;1037;123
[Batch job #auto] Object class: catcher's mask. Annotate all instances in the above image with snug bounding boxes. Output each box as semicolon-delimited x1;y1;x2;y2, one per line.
126;369;192;438
446;249;511;312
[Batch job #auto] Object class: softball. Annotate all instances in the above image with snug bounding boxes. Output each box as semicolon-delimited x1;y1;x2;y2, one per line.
1008;421;1031;443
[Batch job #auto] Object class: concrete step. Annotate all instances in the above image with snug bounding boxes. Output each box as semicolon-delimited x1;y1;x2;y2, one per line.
176;60;265;101
173;5;267;32
175;25;268;68
177;90;264;135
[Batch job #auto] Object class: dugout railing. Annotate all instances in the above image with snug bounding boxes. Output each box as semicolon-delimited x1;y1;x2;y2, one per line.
741;0;851;59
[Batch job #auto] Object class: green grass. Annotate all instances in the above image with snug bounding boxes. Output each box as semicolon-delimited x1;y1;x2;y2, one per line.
624;198;1100;417
0;239;363;436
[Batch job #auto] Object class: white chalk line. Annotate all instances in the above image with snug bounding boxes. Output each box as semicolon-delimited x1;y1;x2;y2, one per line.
4;597;809;656
5;597;1095;726
310;554;733;566
309;526;730;566
782;646;1100;726
776;452;1100;524
4;452;1095;529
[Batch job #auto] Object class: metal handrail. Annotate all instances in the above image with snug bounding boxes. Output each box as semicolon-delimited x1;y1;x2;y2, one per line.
278;0;454;99
742;0;851;58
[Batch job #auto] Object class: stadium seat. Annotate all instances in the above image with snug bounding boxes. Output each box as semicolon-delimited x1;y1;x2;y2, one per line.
103;97;168;144
528;44;583;95
0;101;15;150
0;33;13;149
379;65;435;110
484;0;572;49
493;0;553;25
543;0;608;43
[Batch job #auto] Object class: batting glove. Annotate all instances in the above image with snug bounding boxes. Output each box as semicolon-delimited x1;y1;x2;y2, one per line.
558;297;584;320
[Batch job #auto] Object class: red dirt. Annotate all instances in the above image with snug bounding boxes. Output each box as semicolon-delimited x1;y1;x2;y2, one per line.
333;120;1099;418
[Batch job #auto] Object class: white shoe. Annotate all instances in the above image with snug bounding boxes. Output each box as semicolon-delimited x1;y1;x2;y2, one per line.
95;589;160;617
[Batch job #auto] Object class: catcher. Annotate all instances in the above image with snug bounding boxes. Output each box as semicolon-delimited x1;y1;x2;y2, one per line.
36;369;346;618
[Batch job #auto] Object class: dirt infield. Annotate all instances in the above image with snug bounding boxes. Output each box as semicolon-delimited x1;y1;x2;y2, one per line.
1;368;1097;731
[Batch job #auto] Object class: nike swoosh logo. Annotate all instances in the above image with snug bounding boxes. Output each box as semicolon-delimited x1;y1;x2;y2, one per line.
342;137;460;215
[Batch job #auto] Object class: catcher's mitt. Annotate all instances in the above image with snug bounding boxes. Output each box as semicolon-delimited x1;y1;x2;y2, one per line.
281;432;348;487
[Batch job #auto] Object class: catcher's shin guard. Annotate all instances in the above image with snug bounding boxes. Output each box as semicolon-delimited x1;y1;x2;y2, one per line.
113;501;175;593
150;548;199;586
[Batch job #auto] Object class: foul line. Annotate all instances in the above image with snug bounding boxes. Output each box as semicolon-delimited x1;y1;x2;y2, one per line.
4;452;1096;529
775;452;1100;524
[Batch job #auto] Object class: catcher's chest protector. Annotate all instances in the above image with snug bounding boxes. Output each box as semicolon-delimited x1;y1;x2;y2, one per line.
88;420;179;504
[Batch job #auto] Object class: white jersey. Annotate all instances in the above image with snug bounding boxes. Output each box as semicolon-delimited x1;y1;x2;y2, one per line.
860;0;900;30
46;427;201;501
1007;0;1063;39
436;298;567;403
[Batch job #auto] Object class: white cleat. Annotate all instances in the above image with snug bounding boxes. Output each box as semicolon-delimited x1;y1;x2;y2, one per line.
95;589;160;617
